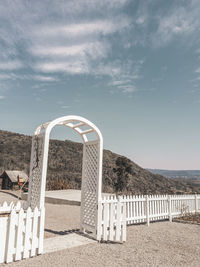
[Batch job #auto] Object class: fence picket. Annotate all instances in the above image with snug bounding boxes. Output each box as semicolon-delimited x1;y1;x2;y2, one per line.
109;199;114;241
0;216;8;263
15;209;24;261
122;202;126;242
38;207;45;254
146;196;149;226
6;210;16;263
195;195;198;212
103;201;109;241
23;207;32;259
116;199;121;241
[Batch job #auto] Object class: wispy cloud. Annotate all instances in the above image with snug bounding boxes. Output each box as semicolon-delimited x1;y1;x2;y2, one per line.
35;61;89;74
0;0;135;94
0;72;57;82
195;68;200;73
0;61;23;70
4;0;196;95
193;67;200;81
31;42;109;59
61;105;71;109
31;17;130;78
0;74;11;80
103;59;144;94
33;75;57;82
125;1;200;47
33;19;129;38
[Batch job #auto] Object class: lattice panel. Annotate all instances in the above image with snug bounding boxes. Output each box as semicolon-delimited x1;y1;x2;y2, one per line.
82;142;99;228
28;133;45;209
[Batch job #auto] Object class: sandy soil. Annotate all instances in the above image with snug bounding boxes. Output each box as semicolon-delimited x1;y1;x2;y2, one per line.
1;191;200;267
0;190;21;204
174;213;200;225
0;191;80;238
44;203;80;238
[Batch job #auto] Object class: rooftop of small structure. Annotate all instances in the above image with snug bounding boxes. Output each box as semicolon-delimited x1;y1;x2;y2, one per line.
0;170;28;182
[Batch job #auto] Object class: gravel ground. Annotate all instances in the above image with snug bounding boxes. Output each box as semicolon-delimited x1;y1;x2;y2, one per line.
1;191;200;267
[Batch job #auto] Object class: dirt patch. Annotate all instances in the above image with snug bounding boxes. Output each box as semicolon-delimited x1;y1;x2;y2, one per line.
173;213;200;225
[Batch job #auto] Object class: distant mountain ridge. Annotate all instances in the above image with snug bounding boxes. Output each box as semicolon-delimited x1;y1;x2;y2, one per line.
147;169;200;180
0;129;200;194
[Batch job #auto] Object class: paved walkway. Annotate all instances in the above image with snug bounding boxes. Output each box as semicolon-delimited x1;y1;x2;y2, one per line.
22;189;81;206
22;189;113;206
44;233;96;254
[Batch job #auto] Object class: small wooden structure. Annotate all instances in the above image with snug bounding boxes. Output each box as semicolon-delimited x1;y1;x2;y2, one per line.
0;170;28;190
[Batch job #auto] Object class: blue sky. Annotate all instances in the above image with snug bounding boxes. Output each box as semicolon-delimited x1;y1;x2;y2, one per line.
0;0;200;170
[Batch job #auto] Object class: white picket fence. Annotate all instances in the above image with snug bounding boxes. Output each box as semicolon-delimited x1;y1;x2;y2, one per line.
121;194;200;226
98;196;126;242
0;201;45;264
0;194;199;264
97;194;200;242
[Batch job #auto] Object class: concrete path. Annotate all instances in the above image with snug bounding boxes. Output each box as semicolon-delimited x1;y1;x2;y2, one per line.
22;189;114;206
44;233;96;254
22;189;81;206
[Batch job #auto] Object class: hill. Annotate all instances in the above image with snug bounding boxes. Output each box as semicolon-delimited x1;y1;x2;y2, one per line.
147;168;200;193
147;169;200;180
0;129;199;194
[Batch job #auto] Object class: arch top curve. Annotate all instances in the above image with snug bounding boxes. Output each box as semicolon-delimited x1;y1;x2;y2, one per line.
34;115;103;143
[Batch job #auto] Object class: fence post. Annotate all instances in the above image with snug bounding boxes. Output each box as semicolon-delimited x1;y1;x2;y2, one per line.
116;196;122;241
122;201;127;242
168;195;172;222
195;194;198;213
146;196;149;226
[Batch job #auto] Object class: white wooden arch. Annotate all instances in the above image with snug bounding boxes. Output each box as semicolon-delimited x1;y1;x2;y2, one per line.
26;115;103;237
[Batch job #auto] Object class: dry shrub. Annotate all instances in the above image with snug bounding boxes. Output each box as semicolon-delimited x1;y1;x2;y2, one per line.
47;177;70;190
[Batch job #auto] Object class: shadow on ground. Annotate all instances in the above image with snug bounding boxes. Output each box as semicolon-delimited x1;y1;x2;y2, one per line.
45;228;80;236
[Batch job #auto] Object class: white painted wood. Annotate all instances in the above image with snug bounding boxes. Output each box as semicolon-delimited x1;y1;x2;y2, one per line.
130;198;133;224
0;217;8;263
168;195;172;222
38;207;45;254
15;209;24;261
97;202;102;241
109;198;114;241
146;196;149;226
27;115;104;241
31;207;39;257
116;198;121;241
122;202;126;242
23;207;32;259
103;201;109;241
6;210;16;263
0;202;45;264
195;194;198;212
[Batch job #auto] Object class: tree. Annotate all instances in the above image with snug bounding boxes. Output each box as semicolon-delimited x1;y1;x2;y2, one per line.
113;156;132;194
